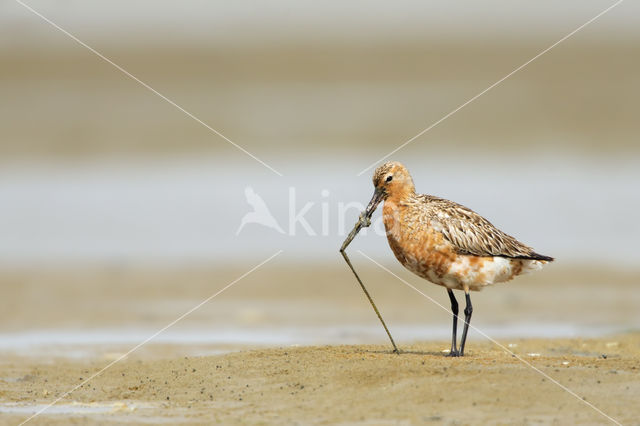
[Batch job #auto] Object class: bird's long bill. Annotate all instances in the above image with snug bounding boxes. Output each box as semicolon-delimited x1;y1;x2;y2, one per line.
340;188;384;252
363;187;384;223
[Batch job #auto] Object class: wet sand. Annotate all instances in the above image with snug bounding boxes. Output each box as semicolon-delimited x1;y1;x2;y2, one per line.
1;263;638;333
0;264;639;424
1;335;639;425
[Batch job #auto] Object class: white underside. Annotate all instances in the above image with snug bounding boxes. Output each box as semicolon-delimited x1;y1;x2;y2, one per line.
427;257;546;291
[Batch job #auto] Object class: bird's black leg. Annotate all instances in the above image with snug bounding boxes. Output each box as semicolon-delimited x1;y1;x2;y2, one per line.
446;289;459;357
459;291;473;356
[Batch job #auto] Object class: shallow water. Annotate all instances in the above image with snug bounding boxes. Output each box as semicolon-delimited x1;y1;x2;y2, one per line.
0;401;165;424
0;323;625;360
0;154;638;266
0;403;117;415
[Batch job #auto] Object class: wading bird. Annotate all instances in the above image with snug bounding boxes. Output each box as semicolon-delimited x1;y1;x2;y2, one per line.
341;161;553;356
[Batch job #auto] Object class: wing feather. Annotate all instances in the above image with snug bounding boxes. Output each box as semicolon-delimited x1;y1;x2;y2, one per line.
420;195;546;259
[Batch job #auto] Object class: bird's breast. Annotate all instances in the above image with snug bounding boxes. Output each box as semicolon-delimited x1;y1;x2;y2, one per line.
383;200;457;283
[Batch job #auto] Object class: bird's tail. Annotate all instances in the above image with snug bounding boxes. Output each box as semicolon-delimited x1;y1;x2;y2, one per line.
517;252;554;262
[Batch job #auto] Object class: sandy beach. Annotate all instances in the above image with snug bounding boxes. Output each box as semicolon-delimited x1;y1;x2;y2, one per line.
0;264;638;424
1;335;638;425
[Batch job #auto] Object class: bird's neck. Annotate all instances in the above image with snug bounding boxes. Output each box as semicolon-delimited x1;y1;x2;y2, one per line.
386;185;415;205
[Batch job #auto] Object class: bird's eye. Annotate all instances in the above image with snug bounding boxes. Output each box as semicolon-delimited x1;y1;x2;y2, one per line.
385;175;393;182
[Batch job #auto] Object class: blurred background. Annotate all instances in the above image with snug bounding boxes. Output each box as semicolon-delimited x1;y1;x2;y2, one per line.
1;0;638;359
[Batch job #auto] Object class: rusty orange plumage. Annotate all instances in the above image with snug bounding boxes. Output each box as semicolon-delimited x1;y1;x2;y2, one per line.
366;161;553;356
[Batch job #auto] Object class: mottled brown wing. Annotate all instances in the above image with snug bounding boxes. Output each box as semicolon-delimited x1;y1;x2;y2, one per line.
423;195;537;259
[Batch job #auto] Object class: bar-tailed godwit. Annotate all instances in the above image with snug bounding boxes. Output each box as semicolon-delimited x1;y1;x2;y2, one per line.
356;161;553;356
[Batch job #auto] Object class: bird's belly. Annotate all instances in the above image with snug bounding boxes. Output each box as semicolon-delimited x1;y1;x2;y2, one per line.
384;224;533;291
446;256;515;291
390;246;515;291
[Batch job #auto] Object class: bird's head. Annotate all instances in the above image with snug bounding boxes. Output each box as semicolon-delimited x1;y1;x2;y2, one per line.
363;161;415;222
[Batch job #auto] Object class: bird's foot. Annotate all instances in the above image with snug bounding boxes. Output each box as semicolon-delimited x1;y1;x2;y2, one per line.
446;350;461;357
